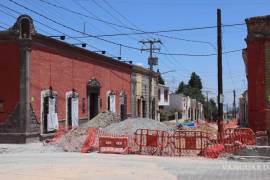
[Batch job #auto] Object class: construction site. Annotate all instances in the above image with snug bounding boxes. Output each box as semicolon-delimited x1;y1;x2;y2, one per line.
1;112;270;179
1;0;270;179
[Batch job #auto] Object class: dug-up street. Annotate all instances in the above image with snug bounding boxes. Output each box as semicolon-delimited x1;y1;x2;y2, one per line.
0;143;269;180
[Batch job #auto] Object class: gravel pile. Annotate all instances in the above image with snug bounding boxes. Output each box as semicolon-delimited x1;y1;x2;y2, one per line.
58;112;117;152
81;112;118;128
103;118;172;135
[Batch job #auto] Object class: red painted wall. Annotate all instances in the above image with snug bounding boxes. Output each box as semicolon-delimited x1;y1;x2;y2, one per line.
0;44;20;123
247;40;266;131
30;45;131;123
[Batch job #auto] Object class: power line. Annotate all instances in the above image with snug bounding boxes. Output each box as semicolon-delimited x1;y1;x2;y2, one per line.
68;23;245;38
38;0;145;33
155;49;242;56
38;0;236;49
72;0;141;44
0;2;112;55
101;0;151;40
6;0;244;57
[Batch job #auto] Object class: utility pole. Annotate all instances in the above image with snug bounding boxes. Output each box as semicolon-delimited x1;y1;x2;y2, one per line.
217;9;224;140
233;90;236;119
205;90;210;121
140;39;162;119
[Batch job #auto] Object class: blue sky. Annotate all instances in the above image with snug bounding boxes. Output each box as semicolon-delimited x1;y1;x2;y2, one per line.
0;0;270;107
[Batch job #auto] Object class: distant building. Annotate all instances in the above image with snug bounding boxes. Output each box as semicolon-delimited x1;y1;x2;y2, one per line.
168;93;189;120
166;93;204;121
131;65;158;120
157;84;170;120
244;15;270;133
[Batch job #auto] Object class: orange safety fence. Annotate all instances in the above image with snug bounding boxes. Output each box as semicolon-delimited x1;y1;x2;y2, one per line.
45;125;257;158
99;136;129;154
81;128;97;153
172;130;209;156
134;129;171;156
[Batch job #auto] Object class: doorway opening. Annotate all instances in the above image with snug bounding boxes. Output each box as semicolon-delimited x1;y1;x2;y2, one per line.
152;98;156;120
120;91;127;121
66;91;79;130
137;99;141;117
107;91;116;113
142;100;146;118
40;89;58;134
87;78;100;120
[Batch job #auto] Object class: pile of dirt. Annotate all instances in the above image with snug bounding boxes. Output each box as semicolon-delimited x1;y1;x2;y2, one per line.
58;112;117;152
103;118;173;135
80;111;118;128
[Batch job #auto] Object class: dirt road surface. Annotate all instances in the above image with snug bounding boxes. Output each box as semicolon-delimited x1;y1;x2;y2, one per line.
0;143;270;180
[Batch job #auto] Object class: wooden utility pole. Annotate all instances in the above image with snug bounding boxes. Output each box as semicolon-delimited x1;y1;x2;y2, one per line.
205;90;210;121
140;39;161;119
217;9;224;139
233;90;236;118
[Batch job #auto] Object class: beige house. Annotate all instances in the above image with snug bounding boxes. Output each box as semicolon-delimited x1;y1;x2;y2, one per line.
131;65;159;120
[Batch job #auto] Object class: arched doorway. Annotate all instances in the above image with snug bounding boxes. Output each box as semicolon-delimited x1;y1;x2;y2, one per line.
87;78;100;120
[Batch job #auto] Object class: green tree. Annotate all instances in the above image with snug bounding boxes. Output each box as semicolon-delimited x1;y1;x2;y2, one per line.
188;72;202;90
176;81;185;94
176;73;205;102
204;98;218;120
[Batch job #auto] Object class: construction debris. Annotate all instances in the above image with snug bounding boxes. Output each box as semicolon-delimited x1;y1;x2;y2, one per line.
80;111;119;128
58;112;117;152
103;118;172;135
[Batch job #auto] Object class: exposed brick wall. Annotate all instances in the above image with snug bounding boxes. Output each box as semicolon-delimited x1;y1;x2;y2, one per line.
0;43;20;123
30;45;131;123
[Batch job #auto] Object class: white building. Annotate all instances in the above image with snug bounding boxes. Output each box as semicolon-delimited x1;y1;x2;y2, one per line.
166;93;204;121
157;84;170;121
158;84;170;107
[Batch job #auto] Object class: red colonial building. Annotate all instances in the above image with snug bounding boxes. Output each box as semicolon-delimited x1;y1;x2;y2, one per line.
244;15;270;137
0;15;131;143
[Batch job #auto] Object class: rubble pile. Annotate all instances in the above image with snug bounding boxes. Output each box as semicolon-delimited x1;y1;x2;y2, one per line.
103;118;172;135
58;112;117;152
81;111;118;128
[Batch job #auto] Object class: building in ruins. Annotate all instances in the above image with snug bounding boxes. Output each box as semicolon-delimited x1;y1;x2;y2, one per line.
244;15;270;135
0;15;132;143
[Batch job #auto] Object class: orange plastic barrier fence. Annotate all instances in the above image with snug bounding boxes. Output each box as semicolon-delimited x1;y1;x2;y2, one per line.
134;129;170;155
81;128;97;153
172;130;209;156
99;136;129;154
202;144;225;158
223;128;255;145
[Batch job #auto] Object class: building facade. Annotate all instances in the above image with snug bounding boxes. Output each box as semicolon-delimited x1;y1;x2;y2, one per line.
131;65;158;120
0;15;132;143
166;93;204;121
244;15;270;134
157;84;170;121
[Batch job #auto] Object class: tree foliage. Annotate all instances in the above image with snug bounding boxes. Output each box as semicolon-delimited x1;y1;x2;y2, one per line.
204;99;218;120
175;72;218;120
176;72;204;102
188;72;202;90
